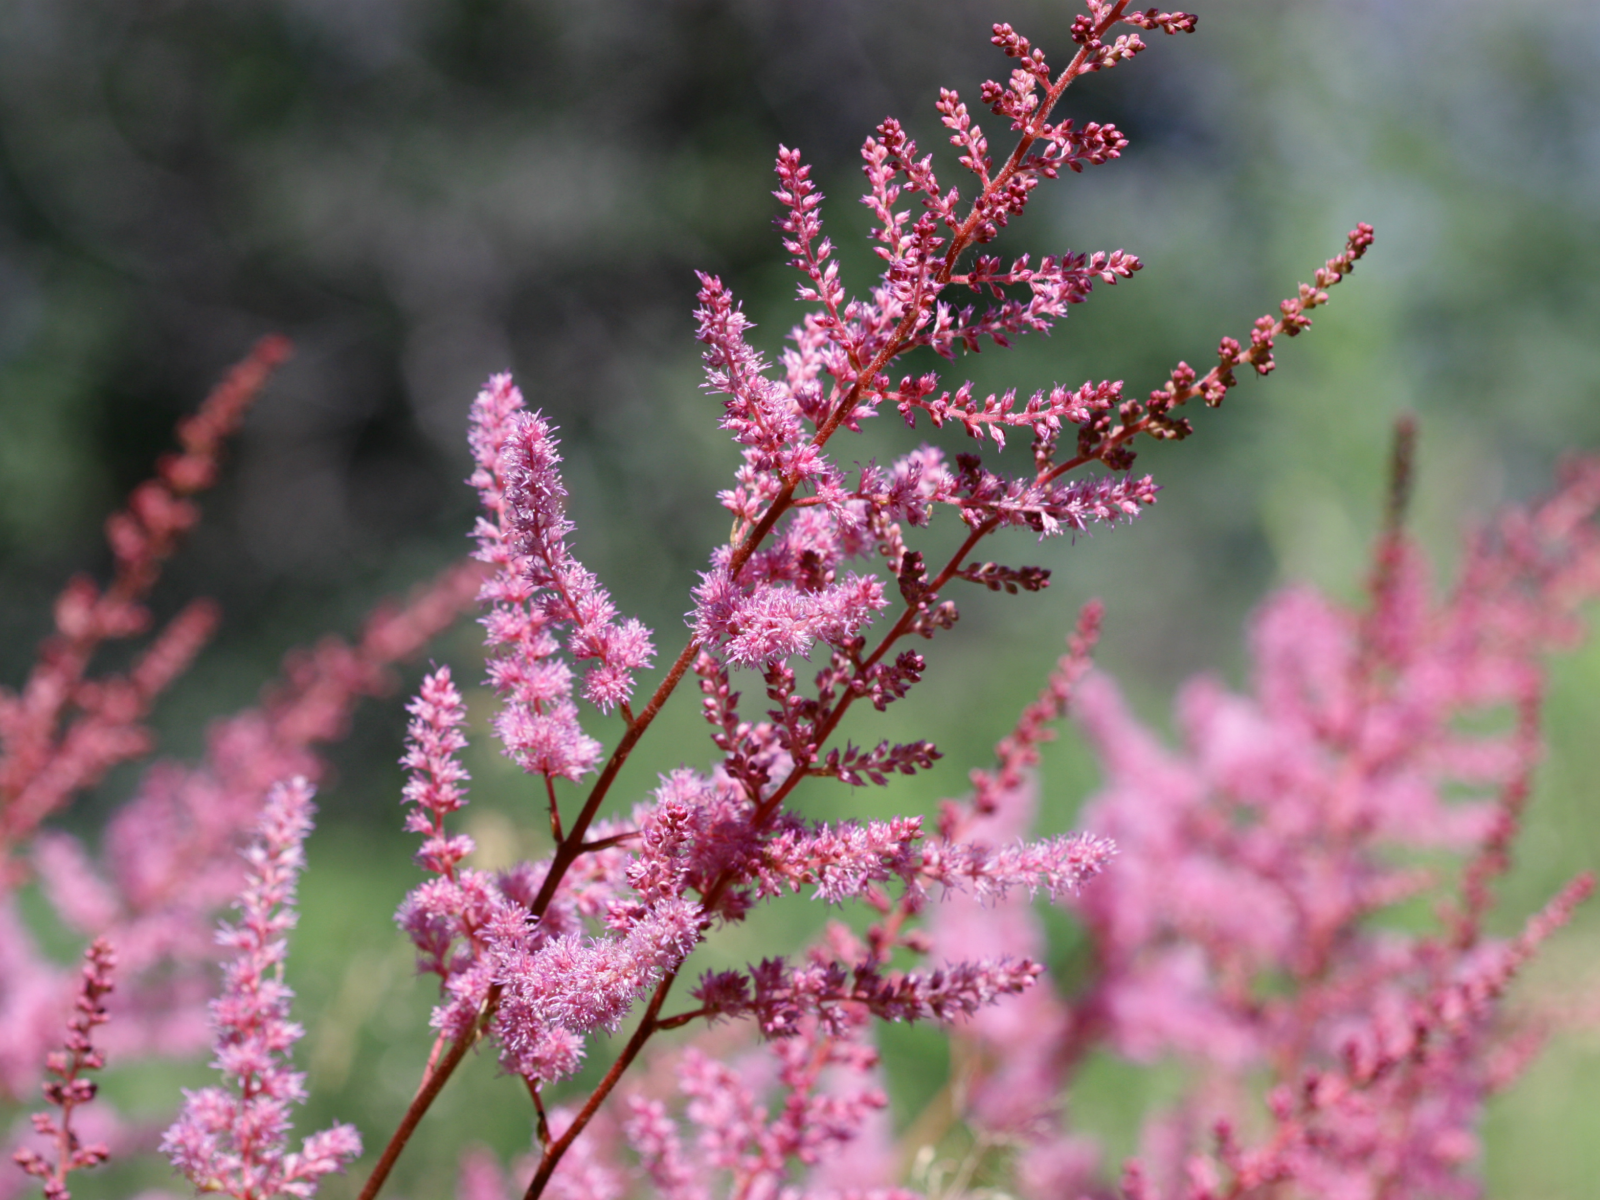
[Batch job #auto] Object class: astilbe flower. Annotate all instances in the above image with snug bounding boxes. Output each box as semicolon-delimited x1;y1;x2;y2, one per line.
393;664;492;1031
0;336;287;878
11;939;115;1200
0;343;481;1118
920;440;1600;1199
161;777;361;1200
470;376;656;784
345;9;1411;1200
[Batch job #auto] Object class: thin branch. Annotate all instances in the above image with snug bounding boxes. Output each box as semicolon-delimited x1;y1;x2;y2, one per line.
545;776;563;843
355;1023;479;1200
654;1006;711;1031
580;829;641;854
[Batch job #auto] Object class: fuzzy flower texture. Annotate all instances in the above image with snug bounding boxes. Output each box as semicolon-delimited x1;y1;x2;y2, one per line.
4;6;1596;1200
161;779;361;1200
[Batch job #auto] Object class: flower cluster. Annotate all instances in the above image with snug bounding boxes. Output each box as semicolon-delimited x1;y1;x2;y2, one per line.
471;377;656;780
160;778;361;1200
2;6;1594;1200
923;445;1600;1198
11;940;115;1200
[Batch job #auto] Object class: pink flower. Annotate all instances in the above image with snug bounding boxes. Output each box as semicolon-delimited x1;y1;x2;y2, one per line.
469;376;656;792
11;938;116;1200
161;778;360;1200
0;339;289;867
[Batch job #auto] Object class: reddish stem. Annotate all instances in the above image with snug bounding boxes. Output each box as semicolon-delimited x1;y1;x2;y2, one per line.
360;11;1177;1197
521;972;680;1200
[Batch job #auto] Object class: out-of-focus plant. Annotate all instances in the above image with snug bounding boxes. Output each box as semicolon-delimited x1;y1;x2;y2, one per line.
3;5;1595;1200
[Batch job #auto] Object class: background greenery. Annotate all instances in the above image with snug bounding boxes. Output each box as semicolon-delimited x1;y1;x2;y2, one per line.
2;1;1598;1197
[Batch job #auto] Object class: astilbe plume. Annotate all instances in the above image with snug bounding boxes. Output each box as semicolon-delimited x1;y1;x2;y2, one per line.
350;8;1396;1200
0;343;479;1189
11;939;115;1200
918;439;1600;1199
160;777;361;1200
2;6;1595;1200
471;378;657;781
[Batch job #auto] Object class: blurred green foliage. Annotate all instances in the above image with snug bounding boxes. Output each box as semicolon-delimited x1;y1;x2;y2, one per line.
2;1;1598;1197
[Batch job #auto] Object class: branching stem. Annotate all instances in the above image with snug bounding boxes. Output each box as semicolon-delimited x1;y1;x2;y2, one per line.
358;9;1183;1197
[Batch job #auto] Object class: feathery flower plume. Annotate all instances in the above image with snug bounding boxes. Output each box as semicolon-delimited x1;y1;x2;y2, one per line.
400;665;474;880
0;337;289;873
161;778;360;1200
469;377;656;782
393;663;531;1048
11;939;116;1200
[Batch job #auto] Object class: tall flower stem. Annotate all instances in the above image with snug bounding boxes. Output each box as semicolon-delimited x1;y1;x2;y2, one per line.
354;19;1154;1199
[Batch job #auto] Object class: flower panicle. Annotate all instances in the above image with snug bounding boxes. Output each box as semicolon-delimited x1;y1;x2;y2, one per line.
11;938;117;1200
467;377;656;788
400;666;474;877
392;662;513;1041
0;337;290;864
160;777;360;1200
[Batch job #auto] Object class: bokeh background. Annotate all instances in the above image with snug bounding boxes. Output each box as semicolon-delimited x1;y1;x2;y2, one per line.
2;0;1599;1196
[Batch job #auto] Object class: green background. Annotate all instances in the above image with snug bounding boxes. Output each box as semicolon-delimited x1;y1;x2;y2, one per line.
2;1;1597;1196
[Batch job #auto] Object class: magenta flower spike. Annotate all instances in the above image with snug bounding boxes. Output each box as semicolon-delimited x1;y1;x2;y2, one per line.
469;376;656;787
399;666;474;880
161;778;361;1200
7;8;1600;1200
11;938;116;1200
